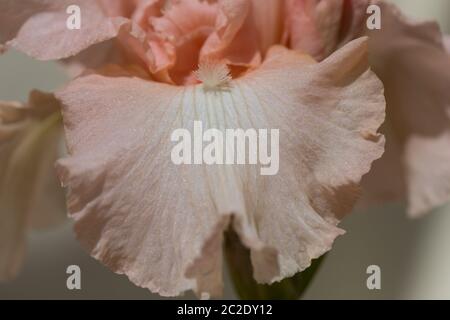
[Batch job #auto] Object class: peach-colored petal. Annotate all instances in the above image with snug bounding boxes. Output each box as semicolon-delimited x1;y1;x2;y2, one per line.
338;0;370;44
0;91;64;281
444;36;450;52
118;28;176;80
98;0;139;18
150;0;218;84
132;0;165;30
0;0;129;60
250;0;284;54
364;1;450;217
61;1;166;77
201;0;261;68
284;0;345;61
55;37;384;297
359;120;405;207
62;40;124;78
151;1;216;40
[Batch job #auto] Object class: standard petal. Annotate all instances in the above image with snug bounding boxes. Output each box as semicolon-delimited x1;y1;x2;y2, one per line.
0;91;65;281
338;0;370;45
250;0;284;54
97;0;139;18
364;1;450;217
56;37;384;297
284;0;345;61
201;0;261;68
150;0;217;84
62;1;165;77
0;0;130;60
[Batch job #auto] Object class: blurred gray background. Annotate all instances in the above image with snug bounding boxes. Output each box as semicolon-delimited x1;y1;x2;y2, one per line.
1;0;450;299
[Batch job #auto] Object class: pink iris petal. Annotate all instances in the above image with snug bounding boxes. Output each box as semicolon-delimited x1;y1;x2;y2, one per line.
55;38;385;297
361;1;450;217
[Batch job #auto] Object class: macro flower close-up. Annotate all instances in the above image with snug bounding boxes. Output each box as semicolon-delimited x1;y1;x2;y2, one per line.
1;0;450;301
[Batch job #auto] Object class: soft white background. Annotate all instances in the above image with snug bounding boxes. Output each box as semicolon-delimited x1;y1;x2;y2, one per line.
0;0;449;299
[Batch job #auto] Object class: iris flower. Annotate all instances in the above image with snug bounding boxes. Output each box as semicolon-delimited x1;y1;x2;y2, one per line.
0;0;449;298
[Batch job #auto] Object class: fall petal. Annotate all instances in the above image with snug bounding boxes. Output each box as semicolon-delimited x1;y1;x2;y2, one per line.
0;91;64;281
366;1;450;216
0;0;130;60
57;78;231;296
444;36;450;52
25;92;67;229
404;134;450;218
360;121;405;206
56;37;384;296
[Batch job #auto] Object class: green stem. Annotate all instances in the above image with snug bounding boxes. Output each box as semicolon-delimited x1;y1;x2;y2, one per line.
225;231;325;300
